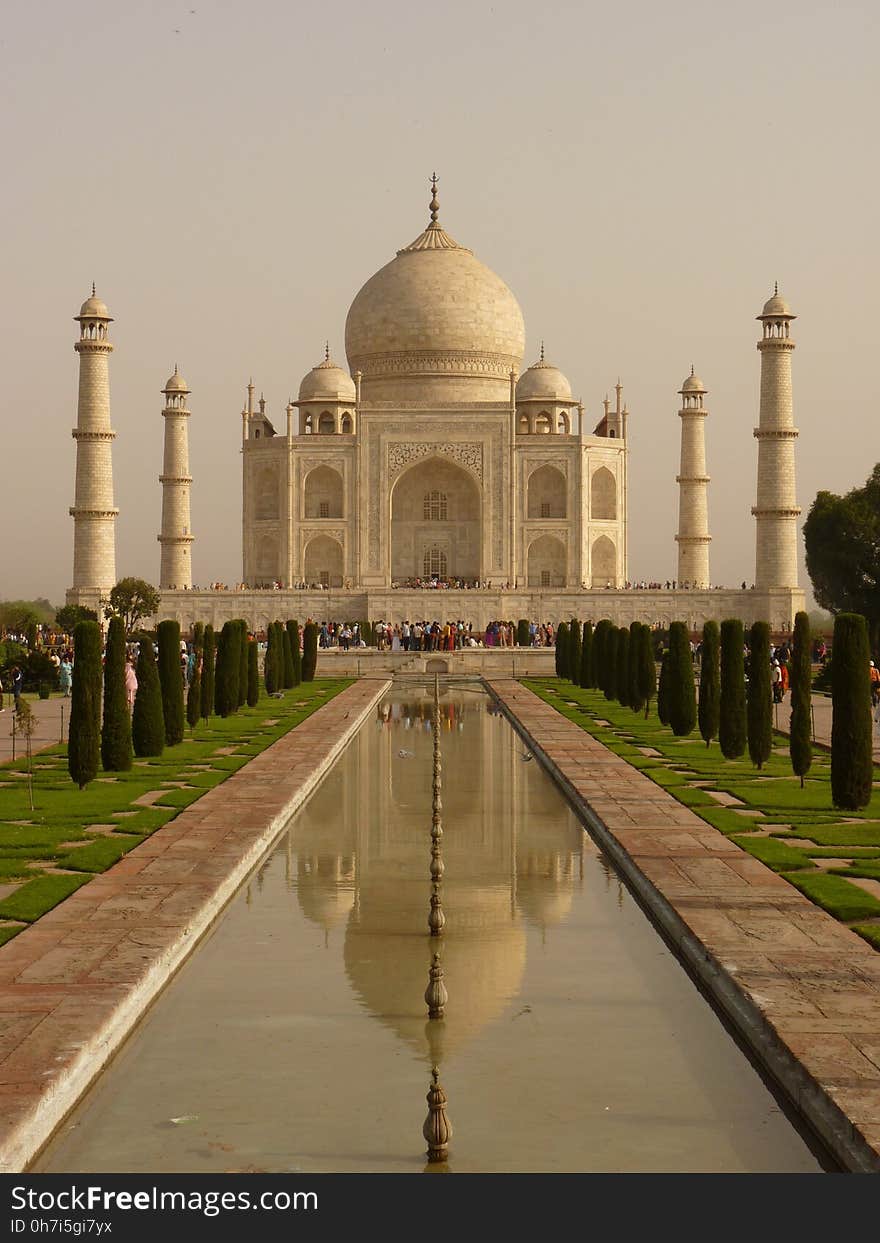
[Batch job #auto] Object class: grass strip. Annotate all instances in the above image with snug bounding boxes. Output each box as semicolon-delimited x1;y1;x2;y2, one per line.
0;873;91;922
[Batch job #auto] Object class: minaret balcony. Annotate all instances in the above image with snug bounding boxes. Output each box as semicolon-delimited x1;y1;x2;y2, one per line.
751;505;802;518
71;428;116;441
753;427;799;440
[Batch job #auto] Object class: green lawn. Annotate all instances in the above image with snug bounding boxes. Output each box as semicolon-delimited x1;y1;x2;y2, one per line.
523;678;880;949
0;680;351;939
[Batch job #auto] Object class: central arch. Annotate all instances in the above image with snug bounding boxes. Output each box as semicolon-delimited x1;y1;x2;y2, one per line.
304;535;343;588
390;457;481;583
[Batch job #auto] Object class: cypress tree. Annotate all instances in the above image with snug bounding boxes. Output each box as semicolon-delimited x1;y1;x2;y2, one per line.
698;620;721;748
580;621;593;689
593;620;611;695
628;622;643;711
616;626;630;707
604;625;619;701
200;625;215;722
132;633;165;757
517;619;530;647
213;624;226;715
302;621;318;681
831;612;873;810
215;621;240;717
747;621;772;769
657;651;670;726
719;619;747;759
186;645;201;731
157;619;184;746
263;623;277;695
101;615;132;771
666;622;696;736
282;625;295;688
237;620;248;707
247;635;259;707
789;610;812;788
568;619;581;685
638;625;657;718
68;620;102;788
288;620;302;686
555;622;569;678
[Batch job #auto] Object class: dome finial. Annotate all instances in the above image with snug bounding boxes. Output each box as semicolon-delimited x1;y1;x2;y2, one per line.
540;340;545;362
774;280;778;295
429;172;439;225
324;340;330;363
91;281;96;297
690;363;694;377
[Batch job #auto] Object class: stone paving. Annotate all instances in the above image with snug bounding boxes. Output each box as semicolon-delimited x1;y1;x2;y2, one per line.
0;678;390;1173
487;678;880;1173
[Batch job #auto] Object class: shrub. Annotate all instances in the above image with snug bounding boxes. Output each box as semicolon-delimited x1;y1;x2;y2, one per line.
831;612;873;810
67;620;102;788
101;615;132;771
288;620;302;686
247;636;259;707
568;619;581;685
555;622;569;679
580;622;593;689
789;611;812;788
747;621;772;769
302;621;318;682
638;624;656;717
157;620;184;746
200;625;215;722
719;619;746;759
132;633;165;757
517;619;530;648
666;622;696;736
698;620;720;748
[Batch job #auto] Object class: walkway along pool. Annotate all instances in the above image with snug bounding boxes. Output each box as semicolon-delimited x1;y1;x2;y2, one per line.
35;685;830;1172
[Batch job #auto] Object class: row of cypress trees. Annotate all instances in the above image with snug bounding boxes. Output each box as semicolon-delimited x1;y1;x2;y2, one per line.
554;616;656;716
264;619;311;694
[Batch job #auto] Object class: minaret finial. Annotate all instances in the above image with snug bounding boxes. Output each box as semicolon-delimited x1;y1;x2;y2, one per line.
91;281;96;297
774;280;778;295
429;172;439;225
540;340;545;362
690;364;694;377
324;340;330;363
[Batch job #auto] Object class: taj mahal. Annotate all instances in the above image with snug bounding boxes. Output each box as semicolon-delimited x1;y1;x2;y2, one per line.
66;177;805;634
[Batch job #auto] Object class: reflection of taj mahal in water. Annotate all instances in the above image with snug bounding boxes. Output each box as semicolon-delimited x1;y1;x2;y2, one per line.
67;177;805;631
291;692;586;1058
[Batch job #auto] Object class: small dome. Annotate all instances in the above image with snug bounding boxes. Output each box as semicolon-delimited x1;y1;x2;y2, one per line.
516;354;572;402
759;288;794;319
76;292;112;321
680;369;706;394
298;354;357;403
163;366;189;394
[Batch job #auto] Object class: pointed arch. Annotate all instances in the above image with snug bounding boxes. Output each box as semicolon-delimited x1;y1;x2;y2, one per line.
591;535;616;587
304;465;344;519
527;464;566;518
527;534;566;587
591;467;617;520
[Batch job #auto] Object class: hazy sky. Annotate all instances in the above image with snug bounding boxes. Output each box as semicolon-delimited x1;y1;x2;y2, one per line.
2;0;877;604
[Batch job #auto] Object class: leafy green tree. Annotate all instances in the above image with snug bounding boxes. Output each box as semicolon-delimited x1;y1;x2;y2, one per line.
568;619;581;685
616;626;630;707
628;622;643;711
247;635;259;707
698;621;720;748
68;620;102;788
105;577;161;638
132;633;165;757
101;615;132;771
157;620;184;746
555;622;569;679
580;622;593;689
55;603;97;632
288;621;302;686
719;619;747;759
804;466;880;652
302;621;318;682
517;619;530;647
831;613;873;809
200;625;215;722
789;611;812;788
657;651;670;726
638;625;657;718
747;622;772;769
666;622;696;736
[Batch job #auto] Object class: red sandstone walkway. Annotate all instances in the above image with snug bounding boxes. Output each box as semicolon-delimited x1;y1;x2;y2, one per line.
487;678;880;1173
0;678;389;1173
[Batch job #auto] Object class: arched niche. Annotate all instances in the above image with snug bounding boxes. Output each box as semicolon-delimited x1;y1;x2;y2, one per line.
255;466;280;520
304;465;344;519
527;534;566;587
591;535;616;587
341;412;354;434
534;412;553;434
318;411;335;434
304;534;344;588
390;457;480;583
527;464;567;519
591;467;617;520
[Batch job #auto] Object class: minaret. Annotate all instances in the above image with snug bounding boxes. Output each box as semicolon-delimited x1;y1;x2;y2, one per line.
675;368;711;588
158;366;193;590
753;286;799;589
69;287;118;602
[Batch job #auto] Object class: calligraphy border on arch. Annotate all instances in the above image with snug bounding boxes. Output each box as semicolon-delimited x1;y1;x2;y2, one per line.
387;441;484;484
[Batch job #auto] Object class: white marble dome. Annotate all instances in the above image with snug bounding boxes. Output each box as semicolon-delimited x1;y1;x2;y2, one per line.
298;354;357;403
345;199;525;402
163;366;189;393
76;292;111;321
516;355;572;401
